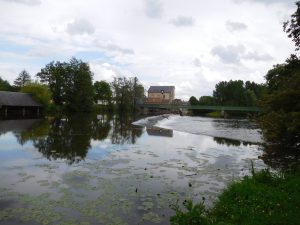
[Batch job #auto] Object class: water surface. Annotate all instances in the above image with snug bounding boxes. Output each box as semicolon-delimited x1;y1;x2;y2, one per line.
0;114;266;225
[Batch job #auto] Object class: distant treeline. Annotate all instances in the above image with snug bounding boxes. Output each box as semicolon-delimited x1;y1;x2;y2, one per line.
189;80;266;107
0;58;145;113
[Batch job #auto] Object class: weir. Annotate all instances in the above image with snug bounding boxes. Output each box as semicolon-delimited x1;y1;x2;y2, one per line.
139;103;262;113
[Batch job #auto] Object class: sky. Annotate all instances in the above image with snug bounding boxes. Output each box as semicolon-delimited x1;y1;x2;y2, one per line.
0;0;297;100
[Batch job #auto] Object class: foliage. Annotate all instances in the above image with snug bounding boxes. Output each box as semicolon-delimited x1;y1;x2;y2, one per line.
20;82;52;108
259;56;300;150
170;169;300;225
14;70;31;88
212;80;265;107
64;58;94;112
37;61;67;105
189;80;265;108
111;76;144;112
170;200;209;225
37;58;94;112
94;80;112;104
189;96;198;105
0;77;13;91
284;1;300;51
198;96;216;105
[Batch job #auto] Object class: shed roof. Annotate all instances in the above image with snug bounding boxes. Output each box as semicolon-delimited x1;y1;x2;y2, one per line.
0;91;42;107
148;86;175;93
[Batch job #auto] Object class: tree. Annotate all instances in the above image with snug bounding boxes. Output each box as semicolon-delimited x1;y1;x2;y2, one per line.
14;70;31;88
111;76;144;112
37;58;94;112
21;82;52;108
245;81;267;101
257;2;300;151
213;80;246;106
284;1;300;51
198;96;216;105
189;96;198;105
37;61;67;106
64;58;94;112
94;80;112;104
259;57;300;150
0;77;13;91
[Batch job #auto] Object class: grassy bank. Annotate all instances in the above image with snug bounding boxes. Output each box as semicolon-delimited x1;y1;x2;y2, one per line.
171;168;300;225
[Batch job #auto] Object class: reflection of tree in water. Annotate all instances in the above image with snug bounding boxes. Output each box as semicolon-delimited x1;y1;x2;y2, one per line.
13;119;50;145
213;137;241;147
213;137;254;147
91;114;112;141
10;113;144;164
260;144;300;170
111;113;143;145
33;114;94;164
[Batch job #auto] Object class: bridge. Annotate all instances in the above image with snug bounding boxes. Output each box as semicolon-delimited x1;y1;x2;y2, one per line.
139;103;262;112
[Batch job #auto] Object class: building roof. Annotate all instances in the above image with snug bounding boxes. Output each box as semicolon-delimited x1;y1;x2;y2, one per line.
148;86;175;93
0;91;42;107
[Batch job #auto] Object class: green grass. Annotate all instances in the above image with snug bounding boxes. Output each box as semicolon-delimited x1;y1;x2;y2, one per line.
170;168;300;225
205;111;222;118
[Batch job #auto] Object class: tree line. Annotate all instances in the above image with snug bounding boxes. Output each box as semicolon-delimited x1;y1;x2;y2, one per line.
0;58;144;113
189;80;266;107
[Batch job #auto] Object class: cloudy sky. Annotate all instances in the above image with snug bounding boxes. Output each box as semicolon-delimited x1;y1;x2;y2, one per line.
0;0;296;99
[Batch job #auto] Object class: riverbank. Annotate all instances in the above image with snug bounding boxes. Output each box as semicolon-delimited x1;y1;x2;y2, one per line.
171;167;300;225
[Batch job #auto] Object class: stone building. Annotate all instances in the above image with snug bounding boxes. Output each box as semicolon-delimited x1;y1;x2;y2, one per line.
147;86;175;104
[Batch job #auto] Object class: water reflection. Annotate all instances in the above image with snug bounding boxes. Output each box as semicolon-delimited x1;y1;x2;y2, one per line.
146;127;173;137
213;137;255;147
0;113;143;164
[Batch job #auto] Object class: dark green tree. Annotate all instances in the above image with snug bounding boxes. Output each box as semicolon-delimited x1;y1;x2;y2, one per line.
37;61;67;106
245;81;267;101
14;70;31;88
37;58;94;112
259;57;300;150
198;96;216;105
0;77;13;91
213;80;246;106
111;76;144;112
94;80;112;104
189;96;198;105
258;2;300;151
284;1;300;51
65;58;94;112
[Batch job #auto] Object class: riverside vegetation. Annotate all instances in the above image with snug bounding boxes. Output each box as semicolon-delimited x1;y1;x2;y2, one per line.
171;2;300;224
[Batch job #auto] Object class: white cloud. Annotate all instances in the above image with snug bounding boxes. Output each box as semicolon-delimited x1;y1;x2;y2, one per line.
226;20;247;32
234;0;294;6
144;0;163;19
211;44;246;64
212;44;274;64
66;19;95;35
0;0;41;6
193;58;202;67
170;16;195;27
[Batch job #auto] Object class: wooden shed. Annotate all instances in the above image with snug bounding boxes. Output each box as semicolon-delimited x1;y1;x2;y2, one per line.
0;91;42;118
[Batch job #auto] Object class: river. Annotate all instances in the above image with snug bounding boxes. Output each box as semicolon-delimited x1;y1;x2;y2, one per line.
0;114;266;225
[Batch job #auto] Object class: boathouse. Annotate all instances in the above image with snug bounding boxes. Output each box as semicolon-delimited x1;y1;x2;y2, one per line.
0;91;42;118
